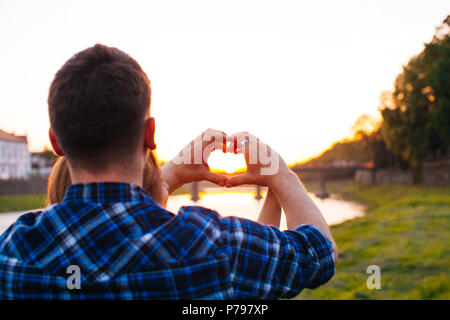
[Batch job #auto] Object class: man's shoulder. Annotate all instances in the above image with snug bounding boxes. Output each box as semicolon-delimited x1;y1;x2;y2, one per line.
174;205;273;239
1;207;48;233
175;205;223;229
178;205;221;218
0;199;172;244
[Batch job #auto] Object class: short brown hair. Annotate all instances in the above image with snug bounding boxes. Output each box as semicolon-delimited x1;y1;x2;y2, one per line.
48;44;151;169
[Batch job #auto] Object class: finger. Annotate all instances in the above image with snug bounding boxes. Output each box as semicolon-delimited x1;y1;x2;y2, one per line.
222;135;227;153
203;171;228;187
228;132;253;164
225;173;252;188
203;129;228;159
227;131;250;152
204;128;228;143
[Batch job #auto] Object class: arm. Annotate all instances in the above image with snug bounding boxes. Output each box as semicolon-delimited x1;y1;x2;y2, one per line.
226;132;338;265
272;169;339;265
257;188;282;228
176;204;334;298
218;213;336;298
270;171;336;255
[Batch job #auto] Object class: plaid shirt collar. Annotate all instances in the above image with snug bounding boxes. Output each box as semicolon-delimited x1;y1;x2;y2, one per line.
64;182;155;205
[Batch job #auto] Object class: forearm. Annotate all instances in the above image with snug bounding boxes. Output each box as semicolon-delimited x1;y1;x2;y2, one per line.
270;170;338;262
257;188;282;228
160;161;183;195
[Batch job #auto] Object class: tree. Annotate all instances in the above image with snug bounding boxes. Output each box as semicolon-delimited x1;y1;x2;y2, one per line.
427;15;450;155
351;114;398;169
380;15;450;183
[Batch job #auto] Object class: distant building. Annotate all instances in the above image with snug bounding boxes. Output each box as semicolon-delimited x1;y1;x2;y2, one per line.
0;129;32;179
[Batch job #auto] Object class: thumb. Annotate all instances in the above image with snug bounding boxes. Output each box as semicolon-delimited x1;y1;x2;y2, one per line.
203;171;228;187
225;173;252;188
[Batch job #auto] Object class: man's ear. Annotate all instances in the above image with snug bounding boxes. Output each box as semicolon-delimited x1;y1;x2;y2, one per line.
144;117;157;150
49;129;64;156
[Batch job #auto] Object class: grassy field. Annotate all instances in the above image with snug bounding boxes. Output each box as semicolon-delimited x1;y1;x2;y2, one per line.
0;194;46;213
298;180;450;300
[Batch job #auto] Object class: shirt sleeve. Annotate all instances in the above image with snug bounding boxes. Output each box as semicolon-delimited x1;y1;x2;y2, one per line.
218;215;336;299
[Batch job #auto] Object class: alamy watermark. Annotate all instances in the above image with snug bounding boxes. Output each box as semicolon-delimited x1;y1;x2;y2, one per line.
366;265;381;290
66;265;81;290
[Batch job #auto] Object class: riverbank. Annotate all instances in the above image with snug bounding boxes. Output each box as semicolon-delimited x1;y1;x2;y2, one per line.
299;180;450;299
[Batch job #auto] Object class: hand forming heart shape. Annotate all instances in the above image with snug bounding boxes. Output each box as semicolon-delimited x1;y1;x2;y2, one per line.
165;129;283;192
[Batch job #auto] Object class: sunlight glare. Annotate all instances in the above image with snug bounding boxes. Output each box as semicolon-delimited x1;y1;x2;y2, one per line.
207;150;246;174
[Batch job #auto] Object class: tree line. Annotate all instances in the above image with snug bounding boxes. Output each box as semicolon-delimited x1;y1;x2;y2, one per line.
302;15;449;183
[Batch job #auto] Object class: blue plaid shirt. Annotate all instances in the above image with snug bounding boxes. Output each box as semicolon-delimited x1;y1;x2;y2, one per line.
0;182;335;299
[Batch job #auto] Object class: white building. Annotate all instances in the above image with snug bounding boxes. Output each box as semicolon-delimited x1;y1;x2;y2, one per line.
0;129;32;179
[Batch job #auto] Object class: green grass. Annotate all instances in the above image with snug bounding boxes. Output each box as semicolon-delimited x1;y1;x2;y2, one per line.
0;194;46;213
298;180;450;300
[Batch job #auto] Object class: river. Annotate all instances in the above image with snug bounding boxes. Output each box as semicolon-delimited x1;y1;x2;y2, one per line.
0;190;365;234
166;188;365;230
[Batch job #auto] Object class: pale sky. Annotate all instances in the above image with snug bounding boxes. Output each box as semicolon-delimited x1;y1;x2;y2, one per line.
0;0;449;168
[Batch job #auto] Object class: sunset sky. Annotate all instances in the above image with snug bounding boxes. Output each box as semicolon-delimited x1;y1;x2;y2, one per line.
0;0;449;171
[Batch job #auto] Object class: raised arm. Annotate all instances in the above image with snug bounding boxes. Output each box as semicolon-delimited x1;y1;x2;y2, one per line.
257;188;282;228
226;132;338;265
